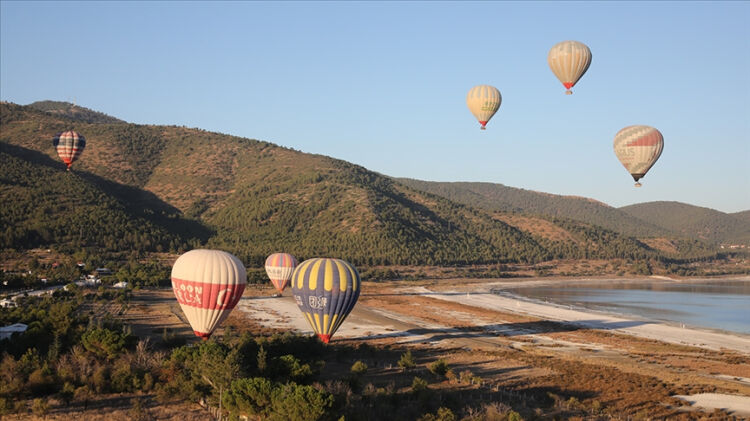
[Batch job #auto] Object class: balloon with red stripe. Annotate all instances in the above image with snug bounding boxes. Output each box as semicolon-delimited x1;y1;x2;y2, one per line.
466;85;502;130
265;252;298;294
613;125;664;187
52;131;86;170
548;41;592;95
171;249;247;339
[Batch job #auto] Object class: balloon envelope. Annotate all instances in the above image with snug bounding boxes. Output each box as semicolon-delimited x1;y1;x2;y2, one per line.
52;131;86;170
613;125;664;186
466;85;501;130
265;253;298;293
291;258;360;344
171;249;247;339
548;41;592;94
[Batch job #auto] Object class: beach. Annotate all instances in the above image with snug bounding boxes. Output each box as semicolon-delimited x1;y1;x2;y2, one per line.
236;277;750;417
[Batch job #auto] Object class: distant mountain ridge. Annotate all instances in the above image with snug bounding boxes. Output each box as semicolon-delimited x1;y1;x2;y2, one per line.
620;201;750;245
394;179;673;239
28;100;125;124
0;101;727;266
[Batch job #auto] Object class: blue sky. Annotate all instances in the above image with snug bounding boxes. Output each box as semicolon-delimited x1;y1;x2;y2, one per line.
2;1;748;213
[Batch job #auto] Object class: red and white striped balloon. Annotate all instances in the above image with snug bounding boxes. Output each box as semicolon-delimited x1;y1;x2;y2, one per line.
171;249;246;339
613;125;664;187
265;253;298;293
52;131;86;170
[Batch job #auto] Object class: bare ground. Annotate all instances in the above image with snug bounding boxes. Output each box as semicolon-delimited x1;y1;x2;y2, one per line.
12;277;750;420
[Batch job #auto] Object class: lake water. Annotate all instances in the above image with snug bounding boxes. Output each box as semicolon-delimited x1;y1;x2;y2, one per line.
502;279;750;335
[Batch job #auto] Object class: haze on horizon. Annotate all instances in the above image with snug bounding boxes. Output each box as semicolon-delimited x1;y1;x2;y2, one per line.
1;1;748;213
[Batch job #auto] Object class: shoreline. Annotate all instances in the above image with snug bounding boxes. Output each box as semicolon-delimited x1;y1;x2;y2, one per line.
235;277;750;416
478;275;750;337
417;283;750;354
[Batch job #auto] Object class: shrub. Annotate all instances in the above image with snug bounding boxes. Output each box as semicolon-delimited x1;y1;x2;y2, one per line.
428;359;449;377
418;407;456;421
223;377;274;419
590;399;603;414
81;327;129;360
58;381;75;406
128;397;152;421
31;398;49;417
350;360;368;376
411;377;429;393
277;354;314;383
268;383;334;421
507;410;523;421
398;350;416;370
566;396;581;410
0;398;13;416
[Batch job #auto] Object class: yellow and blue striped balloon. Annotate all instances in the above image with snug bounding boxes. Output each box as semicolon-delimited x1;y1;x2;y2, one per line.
291;258;360;344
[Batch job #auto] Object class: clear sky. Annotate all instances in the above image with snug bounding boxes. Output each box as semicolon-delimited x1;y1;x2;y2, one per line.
2;1;748;213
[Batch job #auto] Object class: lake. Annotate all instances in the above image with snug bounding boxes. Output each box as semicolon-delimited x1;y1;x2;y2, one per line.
501;279;750;335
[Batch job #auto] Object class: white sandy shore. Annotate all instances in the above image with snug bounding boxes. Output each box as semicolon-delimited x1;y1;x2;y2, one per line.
237;279;750;416
674;393;750;417
417;285;750;354
236;295;443;343
237;279;750;354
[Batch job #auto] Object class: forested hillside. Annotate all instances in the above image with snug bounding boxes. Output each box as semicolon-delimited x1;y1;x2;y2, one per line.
395;179;671;238
733;210;750;224
0;142;208;255
620;201;750;245
0;101;721;267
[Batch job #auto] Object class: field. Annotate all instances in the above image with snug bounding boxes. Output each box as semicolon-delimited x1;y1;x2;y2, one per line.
9;276;750;420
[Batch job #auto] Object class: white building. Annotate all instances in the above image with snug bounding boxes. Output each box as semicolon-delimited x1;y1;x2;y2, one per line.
0;298;16;308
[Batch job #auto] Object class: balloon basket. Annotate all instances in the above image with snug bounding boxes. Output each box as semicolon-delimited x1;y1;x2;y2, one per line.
480;126;486;130
634;182;642;188
565;90;573;95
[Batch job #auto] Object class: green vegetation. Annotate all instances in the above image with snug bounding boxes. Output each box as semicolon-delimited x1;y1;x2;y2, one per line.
621;201;750;245
1;101;742;272
0;142;207;256
0;289;542;419
395;178;672;238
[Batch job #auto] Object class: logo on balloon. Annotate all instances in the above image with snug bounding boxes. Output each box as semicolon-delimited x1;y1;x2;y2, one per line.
172;278;244;310
308;296;328;310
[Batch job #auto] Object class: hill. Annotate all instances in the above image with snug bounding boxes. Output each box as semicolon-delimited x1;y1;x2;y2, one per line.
0;141;209;256
620;201;750;245
395;179;671;238
28;100;125;124
732;210;750;225
0;101;714;267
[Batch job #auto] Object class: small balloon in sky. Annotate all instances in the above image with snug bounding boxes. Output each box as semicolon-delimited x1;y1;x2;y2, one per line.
613;125;664;187
466;85;502;130
548;41;592;95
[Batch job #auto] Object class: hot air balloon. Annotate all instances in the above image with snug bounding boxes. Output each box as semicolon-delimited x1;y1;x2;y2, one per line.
291;258;360;344
265;253;298;294
613;125;664;187
52;131;86;170
171;249;247;339
548;41;592;95
466;85;501;130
